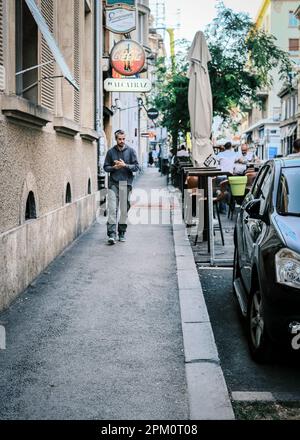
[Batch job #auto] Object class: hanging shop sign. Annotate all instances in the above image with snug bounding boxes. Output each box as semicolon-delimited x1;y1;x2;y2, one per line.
104;78;152;93
147;108;159;120
141;132;156;139
105;7;136;34
141;131;156;139
110;40;145;77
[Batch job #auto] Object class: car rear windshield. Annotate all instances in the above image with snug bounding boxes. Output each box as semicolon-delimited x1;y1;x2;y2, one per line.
277;167;300;216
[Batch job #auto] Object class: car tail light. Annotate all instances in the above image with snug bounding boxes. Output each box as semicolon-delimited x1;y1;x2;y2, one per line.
276;248;300;289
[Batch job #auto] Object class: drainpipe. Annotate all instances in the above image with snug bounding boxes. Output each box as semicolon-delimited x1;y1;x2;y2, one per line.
137;97;142;166
95;0;103;190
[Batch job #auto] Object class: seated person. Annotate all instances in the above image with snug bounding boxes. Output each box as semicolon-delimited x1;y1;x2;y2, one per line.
177;145;190;158
216;142;237;213
217;142;237;175
234;144;259;175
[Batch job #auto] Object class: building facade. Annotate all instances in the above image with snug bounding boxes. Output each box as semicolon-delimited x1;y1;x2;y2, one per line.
0;0;101;310
244;0;300;159
295;3;300;135
148;16;167;148
102;1;152;169
278;79;298;155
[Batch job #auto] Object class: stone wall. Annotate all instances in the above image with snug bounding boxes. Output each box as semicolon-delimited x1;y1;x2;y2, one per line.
0;117;97;234
0;192;98;311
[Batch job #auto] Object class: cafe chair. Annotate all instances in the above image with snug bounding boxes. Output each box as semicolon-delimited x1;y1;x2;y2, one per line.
212;178;225;246
190;177;225;247
213;197;225;246
184;175;199;226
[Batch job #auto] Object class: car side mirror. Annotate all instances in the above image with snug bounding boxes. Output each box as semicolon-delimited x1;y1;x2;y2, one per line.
245;199;261;219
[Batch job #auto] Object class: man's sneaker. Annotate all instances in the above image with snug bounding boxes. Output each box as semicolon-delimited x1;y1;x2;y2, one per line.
119;233;126;242
107;236;116;245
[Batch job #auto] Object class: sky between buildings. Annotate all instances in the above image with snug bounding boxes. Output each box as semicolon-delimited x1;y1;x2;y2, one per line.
163;0;263;43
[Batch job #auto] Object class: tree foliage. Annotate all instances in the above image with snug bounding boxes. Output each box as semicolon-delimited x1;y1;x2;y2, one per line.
151;1;293;139
151;41;190;148
206;1;292;119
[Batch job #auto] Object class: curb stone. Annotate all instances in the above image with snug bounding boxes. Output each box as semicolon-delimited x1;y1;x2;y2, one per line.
169;193;235;420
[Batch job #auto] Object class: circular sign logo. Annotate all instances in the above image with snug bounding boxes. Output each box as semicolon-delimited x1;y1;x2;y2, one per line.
147;108;159;120
110;40;146;77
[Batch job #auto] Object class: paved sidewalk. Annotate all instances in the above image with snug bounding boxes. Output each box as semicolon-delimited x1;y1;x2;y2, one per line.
0;169;189;420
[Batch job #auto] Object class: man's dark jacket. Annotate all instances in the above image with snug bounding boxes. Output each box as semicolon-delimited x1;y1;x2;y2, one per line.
104;145;140;186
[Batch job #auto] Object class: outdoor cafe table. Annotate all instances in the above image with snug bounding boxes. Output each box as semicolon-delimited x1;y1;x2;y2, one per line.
246;162;262;172
183;167;232;266
180;166;210;225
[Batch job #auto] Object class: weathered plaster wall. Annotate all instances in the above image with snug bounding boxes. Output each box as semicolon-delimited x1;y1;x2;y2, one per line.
0;192;98;310
0;118;97;233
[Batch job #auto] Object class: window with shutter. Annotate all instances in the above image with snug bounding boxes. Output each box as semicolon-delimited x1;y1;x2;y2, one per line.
40;0;54;111
74;0;80;123
289;38;299;52
16;0;38;103
0;0;4;91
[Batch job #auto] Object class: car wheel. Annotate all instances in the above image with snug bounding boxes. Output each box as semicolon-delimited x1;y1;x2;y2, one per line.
247;289;274;363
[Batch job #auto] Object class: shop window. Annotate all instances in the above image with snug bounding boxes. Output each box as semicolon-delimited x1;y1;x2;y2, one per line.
25;191;37;220
65;183;72;204
16;0;38;103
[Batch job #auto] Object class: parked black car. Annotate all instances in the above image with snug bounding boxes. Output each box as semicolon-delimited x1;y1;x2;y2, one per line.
233;157;300;363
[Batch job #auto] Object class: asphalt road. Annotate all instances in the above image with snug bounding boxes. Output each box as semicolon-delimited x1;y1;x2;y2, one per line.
198;268;300;399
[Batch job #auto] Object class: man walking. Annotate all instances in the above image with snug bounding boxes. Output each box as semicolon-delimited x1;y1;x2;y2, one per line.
104;130;140;245
176;145;190;158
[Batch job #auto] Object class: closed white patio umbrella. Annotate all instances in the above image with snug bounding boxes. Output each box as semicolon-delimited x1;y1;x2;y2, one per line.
188;31;214;165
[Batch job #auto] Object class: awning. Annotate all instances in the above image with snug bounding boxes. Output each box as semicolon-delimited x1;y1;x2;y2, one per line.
25;0;79;91
244;118;277;134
